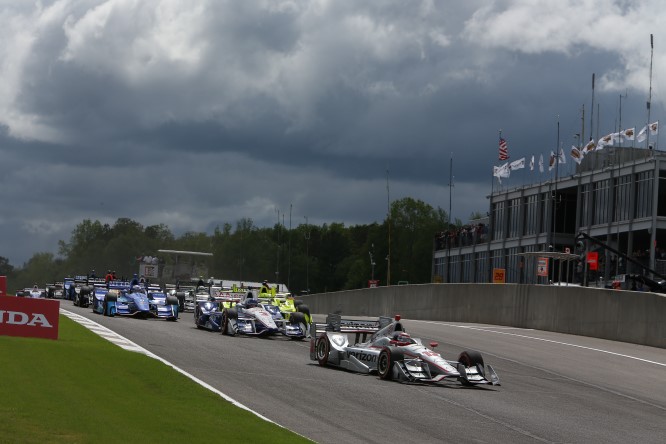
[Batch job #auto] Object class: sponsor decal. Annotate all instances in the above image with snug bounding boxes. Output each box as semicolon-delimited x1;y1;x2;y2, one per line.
0;296;59;340
346;350;377;363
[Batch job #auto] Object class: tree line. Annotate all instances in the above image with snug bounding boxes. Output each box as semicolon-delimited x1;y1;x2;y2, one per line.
3;197;459;294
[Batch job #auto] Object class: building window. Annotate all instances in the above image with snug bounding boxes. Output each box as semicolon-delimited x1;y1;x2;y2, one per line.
475;252;488;283
508;198;521;238
492;201;505;240
524;195;538;235
593;179;610;224
616;175;631;221
461;253;473;283
506;247;519;283
580;183;591;227
635;171;653;219
540;192;549;233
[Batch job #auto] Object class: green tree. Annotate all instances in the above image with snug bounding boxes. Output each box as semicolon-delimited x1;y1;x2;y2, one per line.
389;197;447;284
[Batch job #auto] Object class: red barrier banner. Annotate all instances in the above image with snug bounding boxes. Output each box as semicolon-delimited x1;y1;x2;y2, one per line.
0;296;60;340
0;276;6;297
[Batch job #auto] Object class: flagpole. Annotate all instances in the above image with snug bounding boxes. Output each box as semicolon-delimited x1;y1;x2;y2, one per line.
646;34;654;151
447;153;453;283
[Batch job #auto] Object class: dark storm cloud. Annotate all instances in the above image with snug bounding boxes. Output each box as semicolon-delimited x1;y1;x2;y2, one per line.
0;0;664;265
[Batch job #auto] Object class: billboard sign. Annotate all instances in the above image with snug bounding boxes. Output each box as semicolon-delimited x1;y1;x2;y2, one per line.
0;296;60;340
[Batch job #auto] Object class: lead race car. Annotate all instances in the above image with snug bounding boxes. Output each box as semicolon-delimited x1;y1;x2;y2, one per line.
310;313;500;386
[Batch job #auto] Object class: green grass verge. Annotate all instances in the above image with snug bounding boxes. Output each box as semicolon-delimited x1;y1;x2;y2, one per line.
0;316;311;444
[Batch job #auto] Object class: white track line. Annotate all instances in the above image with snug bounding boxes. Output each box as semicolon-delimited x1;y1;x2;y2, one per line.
60;309;280;424
412;320;666;367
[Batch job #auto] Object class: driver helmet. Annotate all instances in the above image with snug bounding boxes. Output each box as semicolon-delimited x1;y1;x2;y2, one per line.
391;331;415;346
33;284;38;290
245;298;258;308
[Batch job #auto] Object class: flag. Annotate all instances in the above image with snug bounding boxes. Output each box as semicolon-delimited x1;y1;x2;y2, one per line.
529;155;535;171
558;147;566;164
637;125;647;143
493;162;511;183
538;154;544;173
649;121;659;136
509;157;526;170
620;127;635;141
571;145;583;165
597;132;616;149
548;151;556;171
583;139;596;153
498;137;509;161
637;122;658;143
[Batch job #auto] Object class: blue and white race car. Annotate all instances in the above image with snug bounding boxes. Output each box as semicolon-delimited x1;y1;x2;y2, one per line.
92;282;179;320
194;292;242;331
219;293;308;338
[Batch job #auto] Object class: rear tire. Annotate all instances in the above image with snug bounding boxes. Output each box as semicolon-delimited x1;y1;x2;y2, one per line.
289;311;306;325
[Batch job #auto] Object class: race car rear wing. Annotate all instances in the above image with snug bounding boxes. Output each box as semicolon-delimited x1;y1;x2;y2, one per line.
310;313;394;344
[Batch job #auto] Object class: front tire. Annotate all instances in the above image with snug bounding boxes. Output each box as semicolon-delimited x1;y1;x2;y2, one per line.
222;308;237;336
458;350;485;386
316;334;330;366
378;347;404;380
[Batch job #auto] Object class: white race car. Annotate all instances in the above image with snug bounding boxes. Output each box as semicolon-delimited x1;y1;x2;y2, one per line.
311;314;500;386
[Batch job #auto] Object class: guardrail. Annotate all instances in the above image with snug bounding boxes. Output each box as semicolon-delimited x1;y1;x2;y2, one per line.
299;284;666;349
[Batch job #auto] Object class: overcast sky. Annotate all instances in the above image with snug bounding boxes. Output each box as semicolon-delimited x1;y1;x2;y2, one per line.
1;0;664;266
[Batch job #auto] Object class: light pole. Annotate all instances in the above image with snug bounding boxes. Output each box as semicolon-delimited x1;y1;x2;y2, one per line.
304;216;310;293
369;244;376;281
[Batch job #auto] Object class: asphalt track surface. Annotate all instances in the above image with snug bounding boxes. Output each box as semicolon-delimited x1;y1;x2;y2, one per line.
62;302;666;443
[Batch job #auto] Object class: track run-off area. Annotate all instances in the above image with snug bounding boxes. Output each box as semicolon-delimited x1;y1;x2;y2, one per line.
62;304;666;444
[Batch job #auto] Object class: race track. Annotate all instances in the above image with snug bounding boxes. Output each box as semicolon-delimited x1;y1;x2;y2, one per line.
62;303;666;443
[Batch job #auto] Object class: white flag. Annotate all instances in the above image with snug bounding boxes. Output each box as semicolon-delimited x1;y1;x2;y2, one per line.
538;154;544;173
493;162;511;183
597;132;616;149
510;157;526;170
620;127;635;141
637;122;658;143
584;139;597;153
530;155;535;171
649;121;659;136
571;145;583;165
558;147;566;164
548;151;556;171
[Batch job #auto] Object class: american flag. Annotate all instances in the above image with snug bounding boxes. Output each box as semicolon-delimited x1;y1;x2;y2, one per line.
498;137;509;161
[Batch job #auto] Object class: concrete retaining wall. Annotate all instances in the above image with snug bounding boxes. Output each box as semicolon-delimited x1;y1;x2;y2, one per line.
299;284;666;349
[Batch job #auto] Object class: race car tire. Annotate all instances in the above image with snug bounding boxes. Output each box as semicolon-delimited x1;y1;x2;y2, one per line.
175;292;186;312
378;347;404;380
288;311;306;325
316;334;330;366
222;308;238;336
104;293;117;317
296;304;310;316
458;350;485;386
294;300;303;308
194;307;203;329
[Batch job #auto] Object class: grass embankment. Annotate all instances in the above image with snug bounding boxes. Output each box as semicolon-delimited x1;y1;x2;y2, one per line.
0;316;311;444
